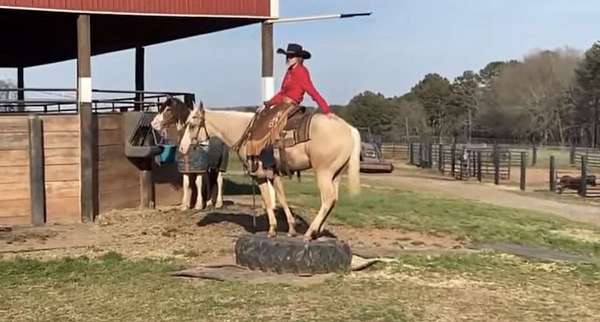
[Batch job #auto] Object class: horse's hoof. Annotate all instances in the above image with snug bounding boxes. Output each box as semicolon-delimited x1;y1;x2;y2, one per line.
287;230;297;237
215;202;224;209
268;231;277;238
180;205;190;211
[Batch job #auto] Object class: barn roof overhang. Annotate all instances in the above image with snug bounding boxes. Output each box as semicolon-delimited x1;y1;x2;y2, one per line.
0;1;275;67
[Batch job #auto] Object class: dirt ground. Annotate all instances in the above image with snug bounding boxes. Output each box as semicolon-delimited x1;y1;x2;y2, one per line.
0;201;465;263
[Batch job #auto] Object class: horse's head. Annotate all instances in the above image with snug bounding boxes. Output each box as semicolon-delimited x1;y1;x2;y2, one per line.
179;102;208;154
151;96;191;132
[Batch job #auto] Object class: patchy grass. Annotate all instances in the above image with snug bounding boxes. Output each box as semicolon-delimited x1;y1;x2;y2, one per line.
1;252;599;321
227;174;600;257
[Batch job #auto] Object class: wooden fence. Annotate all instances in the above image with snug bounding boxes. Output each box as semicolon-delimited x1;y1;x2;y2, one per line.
0;113;182;226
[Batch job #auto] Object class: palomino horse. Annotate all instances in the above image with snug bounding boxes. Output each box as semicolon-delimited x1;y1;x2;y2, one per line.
151;97;228;210
179;106;361;241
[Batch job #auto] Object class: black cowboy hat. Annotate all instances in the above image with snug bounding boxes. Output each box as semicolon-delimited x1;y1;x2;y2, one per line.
276;43;311;59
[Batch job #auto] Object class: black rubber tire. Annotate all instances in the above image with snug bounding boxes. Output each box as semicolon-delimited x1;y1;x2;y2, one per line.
234;234;352;274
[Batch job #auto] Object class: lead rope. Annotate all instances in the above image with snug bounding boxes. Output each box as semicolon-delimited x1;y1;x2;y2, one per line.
232;113;260;234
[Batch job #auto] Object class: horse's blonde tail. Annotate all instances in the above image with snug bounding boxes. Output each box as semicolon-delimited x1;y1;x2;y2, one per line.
347;126;361;195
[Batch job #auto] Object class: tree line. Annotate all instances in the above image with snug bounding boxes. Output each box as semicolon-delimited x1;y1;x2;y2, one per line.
337;42;600;147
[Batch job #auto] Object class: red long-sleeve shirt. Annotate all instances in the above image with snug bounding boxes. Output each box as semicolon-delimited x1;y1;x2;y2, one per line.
266;63;330;114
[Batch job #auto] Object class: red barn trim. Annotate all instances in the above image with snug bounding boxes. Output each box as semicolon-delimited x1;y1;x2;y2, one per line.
0;0;272;18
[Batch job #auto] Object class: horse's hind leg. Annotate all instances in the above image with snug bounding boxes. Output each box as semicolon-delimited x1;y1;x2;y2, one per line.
181;174;192;210
304;171;337;241
273;176;296;237
317;174;341;235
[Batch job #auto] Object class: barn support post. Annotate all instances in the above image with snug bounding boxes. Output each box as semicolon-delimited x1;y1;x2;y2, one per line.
134;46;145;111
570;144;575;165
477;151;482;182
520;152;526;191
28;116;46;225
493;144;500;185
17;67;24;109
549;155;556;192
77;14;97;223
579;155;588;197
261;22;274;102
531;145;537;166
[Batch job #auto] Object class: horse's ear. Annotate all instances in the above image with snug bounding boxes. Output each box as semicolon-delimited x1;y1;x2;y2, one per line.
199;100;204;110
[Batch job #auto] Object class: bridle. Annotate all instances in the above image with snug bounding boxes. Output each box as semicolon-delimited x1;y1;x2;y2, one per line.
184;108;209;145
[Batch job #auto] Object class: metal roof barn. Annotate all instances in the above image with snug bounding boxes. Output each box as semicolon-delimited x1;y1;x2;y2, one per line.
0;0;278;225
0;0;275;66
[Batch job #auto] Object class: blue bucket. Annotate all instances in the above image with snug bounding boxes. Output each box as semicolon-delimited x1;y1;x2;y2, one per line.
159;144;177;164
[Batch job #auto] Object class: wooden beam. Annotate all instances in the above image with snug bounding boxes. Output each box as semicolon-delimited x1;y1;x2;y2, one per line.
261;22;274;102
134;46;145;111
28;116;46;225
17;67;24;110
77;14;97;223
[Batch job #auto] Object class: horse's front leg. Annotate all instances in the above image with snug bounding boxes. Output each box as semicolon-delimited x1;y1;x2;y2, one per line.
181;174;191;210
257;179;277;238
194;173;204;210
215;171;224;208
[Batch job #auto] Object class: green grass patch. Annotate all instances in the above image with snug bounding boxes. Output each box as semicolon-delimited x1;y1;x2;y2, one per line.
227;175;600;257
2;253;599;321
0;254;410;322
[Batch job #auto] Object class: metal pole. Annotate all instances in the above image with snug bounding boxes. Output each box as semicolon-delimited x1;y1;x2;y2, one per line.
549;155;556;192
17;67;24;110
580;155;588;197
477;151;482;182
493;144;500;185
520;152;526;191
266;12;372;24
134;46;145;111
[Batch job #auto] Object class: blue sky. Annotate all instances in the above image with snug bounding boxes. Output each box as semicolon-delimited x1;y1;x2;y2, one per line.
1;0;600;106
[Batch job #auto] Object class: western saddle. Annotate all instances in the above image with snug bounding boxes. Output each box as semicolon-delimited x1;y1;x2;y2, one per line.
242;103;313;178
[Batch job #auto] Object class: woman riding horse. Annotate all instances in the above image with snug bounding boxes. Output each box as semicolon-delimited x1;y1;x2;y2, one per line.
248;43;333;176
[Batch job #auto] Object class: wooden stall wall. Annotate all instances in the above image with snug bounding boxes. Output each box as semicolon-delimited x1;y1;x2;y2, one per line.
97;114;140;212
0;116;31;225
154;163;182;207
41;115;80;224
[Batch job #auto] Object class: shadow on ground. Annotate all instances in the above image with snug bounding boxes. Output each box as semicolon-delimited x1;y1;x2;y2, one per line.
197;208;336;238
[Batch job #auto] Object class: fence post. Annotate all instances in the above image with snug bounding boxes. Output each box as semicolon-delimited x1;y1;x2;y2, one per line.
493;144;500;185
451;143;456;177
520;152;526;191
531;146;537;166
408;142;414;165
579;155;588;197
418;142;423;167
427;143;433;168
570;144;575;165
477;151;482;182
438;144;443;172
549;155;556;192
